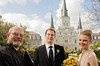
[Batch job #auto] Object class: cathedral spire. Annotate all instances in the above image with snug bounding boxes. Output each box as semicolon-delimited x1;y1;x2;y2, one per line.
0;15;2;19
61;0;68;17
63;0;67;11
78;16;82;29
78;15;82;34
50;14;54;29
0;15;2;20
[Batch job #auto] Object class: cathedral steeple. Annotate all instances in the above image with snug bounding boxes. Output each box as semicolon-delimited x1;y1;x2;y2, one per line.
50;14;54;28
78;15;82;34
0;15;2;19
78;16;82;29
61;0;68;17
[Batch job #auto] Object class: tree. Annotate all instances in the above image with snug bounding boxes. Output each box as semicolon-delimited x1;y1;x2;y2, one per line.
81;0;100;31
92;41;100;60
0;20;14;44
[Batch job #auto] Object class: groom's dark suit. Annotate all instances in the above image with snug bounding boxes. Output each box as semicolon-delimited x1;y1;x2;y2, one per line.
34;44;65;66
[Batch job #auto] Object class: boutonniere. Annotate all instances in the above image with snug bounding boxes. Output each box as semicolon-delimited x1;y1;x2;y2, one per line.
57;49;60;53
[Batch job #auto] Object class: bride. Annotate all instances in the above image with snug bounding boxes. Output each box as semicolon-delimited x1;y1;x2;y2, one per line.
78;30;98;66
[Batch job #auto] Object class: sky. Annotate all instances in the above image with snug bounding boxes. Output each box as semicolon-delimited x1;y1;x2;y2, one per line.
0;0;100;36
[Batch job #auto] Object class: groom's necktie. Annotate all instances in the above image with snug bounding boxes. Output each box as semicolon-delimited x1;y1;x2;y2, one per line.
49;46;53;66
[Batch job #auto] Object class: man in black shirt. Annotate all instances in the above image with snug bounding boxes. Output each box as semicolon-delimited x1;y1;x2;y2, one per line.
0;26;34;66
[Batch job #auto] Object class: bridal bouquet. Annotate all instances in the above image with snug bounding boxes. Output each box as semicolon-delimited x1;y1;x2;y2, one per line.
63;57;78;66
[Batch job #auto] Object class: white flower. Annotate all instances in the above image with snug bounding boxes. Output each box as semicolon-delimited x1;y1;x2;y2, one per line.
57;49;60;53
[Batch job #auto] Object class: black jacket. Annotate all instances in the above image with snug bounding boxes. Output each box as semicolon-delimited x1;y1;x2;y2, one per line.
34;44;65;66
0;44;34;66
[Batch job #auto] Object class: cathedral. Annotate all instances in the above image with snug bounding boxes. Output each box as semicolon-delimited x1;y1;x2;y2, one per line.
55;0;78;49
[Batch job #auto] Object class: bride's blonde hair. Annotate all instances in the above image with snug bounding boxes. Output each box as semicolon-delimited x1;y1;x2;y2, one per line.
80;30;92;41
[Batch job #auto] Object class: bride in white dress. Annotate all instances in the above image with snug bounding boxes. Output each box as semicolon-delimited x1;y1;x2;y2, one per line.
78;30;98;66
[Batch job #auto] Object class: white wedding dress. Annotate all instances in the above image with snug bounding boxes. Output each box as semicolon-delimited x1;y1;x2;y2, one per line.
78;50;98;66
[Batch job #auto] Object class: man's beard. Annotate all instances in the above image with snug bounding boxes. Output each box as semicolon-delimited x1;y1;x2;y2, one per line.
13;42;21;48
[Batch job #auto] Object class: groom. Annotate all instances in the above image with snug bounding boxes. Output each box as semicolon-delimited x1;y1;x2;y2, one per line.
34;28;65;66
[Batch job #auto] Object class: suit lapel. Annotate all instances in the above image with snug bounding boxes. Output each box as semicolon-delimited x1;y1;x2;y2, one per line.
42;45;49;63
54;44;61;61
54;44;58;61
54;44;59;56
